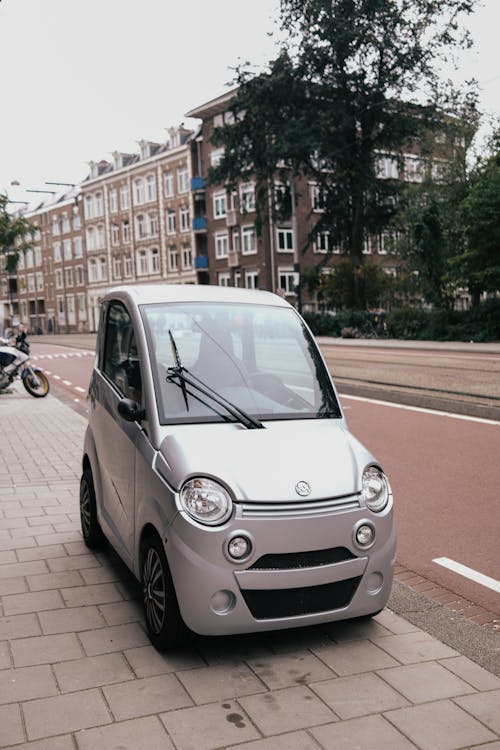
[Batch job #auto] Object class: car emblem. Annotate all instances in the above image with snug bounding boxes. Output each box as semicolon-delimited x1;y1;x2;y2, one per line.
295;481;311;497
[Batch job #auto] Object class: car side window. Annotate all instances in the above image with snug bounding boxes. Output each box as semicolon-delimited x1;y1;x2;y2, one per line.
102;302;142;402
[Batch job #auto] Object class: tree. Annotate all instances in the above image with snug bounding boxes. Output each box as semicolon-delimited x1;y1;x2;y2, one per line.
449;131;500;305
0;193;35;323
210;0;477;308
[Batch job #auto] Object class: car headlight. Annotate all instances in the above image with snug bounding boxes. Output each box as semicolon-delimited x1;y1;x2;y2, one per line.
361;466;390;513
180;477;233;526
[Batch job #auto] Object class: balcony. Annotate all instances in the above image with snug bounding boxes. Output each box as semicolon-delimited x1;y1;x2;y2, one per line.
228;250;240;268
194;255;208;270
192;217;207;232
191;177;206;191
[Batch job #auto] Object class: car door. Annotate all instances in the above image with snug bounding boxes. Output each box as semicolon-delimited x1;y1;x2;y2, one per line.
92;300;144;563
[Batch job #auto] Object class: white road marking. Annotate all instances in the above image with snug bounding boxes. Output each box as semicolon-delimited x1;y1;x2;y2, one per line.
63;380;72;386
53;375;61;380
75;386;86;393
433;557;500;594
339;393;500;426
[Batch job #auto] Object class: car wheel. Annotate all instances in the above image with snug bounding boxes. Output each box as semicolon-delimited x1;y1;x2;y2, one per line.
141;533;186;650
80;468;106;549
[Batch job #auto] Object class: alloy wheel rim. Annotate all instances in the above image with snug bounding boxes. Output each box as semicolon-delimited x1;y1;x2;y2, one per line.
80;483;91;537
143;547;166;635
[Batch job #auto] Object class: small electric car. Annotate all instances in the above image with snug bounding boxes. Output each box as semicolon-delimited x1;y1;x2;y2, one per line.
81;284;395;649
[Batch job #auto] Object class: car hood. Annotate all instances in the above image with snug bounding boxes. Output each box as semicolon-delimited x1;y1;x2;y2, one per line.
157;419;374;502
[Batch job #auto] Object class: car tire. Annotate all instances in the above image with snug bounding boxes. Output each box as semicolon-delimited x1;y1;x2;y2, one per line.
141;533;187;651
80;468;106;549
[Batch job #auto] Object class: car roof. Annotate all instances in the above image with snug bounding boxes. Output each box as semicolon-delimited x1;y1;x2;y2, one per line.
104;283;292;309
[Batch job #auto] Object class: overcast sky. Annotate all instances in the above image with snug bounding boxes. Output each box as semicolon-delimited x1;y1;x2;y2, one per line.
1;0;498;206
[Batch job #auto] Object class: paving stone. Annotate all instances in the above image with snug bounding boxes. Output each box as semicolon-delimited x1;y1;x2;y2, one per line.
16;544;67;562
2;736;74;750
79;565;121;584
454;690;500;734
74;715;175;750
310;672;410;719
0;642;11;670
2;589;64;616
46;553;101;572
239;684;337;735
312;639;399;676
310;714;417;749
0;551;17;564
61;582;123;607
0;665;58;704
160;700;260;750
26;570;84;591
385;699;496;750
247;650;336;690
124;645;205;677
11;632;83;667
0;703;25;746
34;531;82;547
438;655;500;690
54;653;135;692
0;613;41;640
177;662;267;704
38;605;106;634
98;600;142;626
0;560;48;579
22;688;111;741
0;577;28;596
79;622;150;655
228;732;322;750
374;610;421;635
372;632;458;664
326;617;393;642
103;673;193;721
378;661;476;703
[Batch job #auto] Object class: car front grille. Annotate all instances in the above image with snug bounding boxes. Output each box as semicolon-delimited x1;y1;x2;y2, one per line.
241;577;361;619
249;546;355;571
238;494;361;519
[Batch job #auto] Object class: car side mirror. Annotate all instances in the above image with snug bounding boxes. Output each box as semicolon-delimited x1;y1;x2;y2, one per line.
117;397;146;423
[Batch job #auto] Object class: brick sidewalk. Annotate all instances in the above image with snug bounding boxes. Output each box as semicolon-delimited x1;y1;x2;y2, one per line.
1;384;499;749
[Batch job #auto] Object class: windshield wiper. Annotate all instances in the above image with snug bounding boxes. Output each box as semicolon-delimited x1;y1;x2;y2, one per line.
168;329;189;411
166;365;264;430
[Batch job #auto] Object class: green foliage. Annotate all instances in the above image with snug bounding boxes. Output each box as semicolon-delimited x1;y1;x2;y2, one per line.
0;193;35;274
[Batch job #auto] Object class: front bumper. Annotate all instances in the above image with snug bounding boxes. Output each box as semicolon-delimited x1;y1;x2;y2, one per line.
164;496;396;636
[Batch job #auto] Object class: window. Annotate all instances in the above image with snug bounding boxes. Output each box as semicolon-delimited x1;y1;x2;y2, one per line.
213;192;227;219
363;236;372;254
151;248;160;273
120;184;130;210
73;213;81;230
277;228;294;252
34;248;42;266
182;244;192;269
53;242;62;261
74;237;83;257
169;245;178;271
25;249;34;268
404;155;425;182
213;113;224;128
137;249;148;275
95;193;104;216
27;274;35;292
245;270;259;289
122;220;130;243
146;174;156;202
113;256;121;280
379;231;395;255
215;232;229;259
177;167;189;194
279;268;296;295
109;188;118;212
231;228;240;252
179;205;189;232
102;302;142;402
134;178;146;205
377;155;399;180
166;209;176;235
314;231;330;254
77;294;87;319
36;272;43;291
164;170;174;197
136;214;146;239
124;255;133;278
65;268;73;286
111;223;120;246
99;257;108;280
149;213;158;236
240;183;255;213
218;272;231;286
76;265;85;285
84;196;94;220
97;225;105;249
88;259;97;282
210;148;224;167
55;269;63;288
62;213;71;233
242;225;257;255
63;239;72;260
310;184;326;212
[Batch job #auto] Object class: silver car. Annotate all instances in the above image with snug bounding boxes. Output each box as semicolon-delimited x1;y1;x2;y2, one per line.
81;284;395;649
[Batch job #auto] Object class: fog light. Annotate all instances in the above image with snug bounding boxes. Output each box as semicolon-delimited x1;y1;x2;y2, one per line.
355;523;375;548
210;589;236;614
228;535;251;560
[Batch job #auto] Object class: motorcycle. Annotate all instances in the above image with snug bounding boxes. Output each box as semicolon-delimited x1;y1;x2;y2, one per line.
0;334;50;398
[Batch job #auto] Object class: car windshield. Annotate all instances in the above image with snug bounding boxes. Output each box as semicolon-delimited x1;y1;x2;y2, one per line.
141;301;341;425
